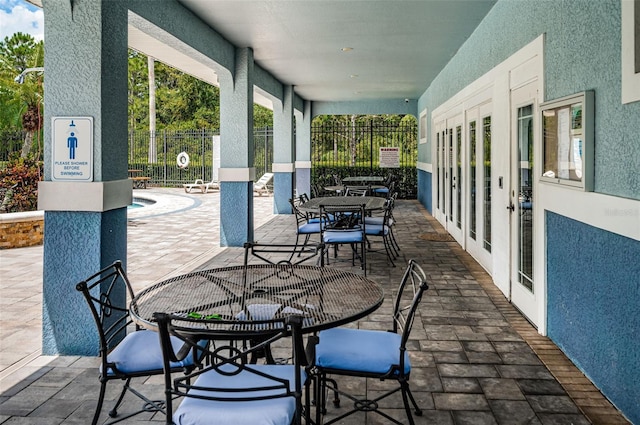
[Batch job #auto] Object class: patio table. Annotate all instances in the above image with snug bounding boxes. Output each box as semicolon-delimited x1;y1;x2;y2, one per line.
342;176;385;184
130;264;384;334
298;196;386;214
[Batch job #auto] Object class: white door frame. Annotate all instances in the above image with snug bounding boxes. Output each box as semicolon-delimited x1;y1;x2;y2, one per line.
446;113;465;244
509;81;539;326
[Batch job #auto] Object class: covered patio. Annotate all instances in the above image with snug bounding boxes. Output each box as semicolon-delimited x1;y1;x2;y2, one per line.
0;190;628;423
16;0;640;423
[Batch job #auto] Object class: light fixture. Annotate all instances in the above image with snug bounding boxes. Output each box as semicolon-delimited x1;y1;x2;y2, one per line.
350;74;358;78
341;47;353;52
14;67;44;84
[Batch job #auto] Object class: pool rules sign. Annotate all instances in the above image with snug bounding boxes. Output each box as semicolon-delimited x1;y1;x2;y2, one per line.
52;117;93;181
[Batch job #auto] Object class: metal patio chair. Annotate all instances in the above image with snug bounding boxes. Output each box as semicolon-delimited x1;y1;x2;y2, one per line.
154;312;309;425
75;260;202;425
312;259;429;425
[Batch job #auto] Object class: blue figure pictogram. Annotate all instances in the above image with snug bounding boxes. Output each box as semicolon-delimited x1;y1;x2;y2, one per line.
67;132;78;159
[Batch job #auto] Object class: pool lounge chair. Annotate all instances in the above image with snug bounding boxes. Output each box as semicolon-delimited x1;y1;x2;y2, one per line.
253;172;274;196
183;178;219;193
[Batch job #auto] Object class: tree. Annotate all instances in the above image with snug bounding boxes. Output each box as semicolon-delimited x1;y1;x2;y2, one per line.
0;32;44;158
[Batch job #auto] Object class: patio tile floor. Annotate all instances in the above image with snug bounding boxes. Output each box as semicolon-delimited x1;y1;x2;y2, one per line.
0;189;630;424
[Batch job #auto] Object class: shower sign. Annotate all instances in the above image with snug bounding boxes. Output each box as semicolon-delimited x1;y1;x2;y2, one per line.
52;116;93;181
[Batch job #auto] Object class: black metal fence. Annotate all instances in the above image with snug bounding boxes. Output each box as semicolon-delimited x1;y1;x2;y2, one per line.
127;128;274;186
2;121;417;197
311;120;418;198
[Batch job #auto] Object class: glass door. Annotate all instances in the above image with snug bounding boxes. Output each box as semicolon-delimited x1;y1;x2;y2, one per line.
446;114;464;244
510;83;538;326
434;120;446;223
465;103;492;272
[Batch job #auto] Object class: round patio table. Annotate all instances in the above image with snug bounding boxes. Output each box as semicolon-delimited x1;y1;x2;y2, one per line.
130;264;384;333
298;196;386;214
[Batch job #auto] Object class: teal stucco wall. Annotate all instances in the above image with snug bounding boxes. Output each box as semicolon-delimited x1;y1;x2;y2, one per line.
418;1;640;422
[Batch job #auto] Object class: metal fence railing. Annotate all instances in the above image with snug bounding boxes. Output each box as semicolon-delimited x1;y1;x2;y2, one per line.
2;121;417;197
311;120;418;198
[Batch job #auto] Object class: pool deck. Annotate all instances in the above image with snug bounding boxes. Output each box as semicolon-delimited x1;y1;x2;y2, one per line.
0;188;630;424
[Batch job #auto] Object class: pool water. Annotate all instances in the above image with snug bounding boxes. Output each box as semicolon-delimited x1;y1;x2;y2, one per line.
128;197;156;209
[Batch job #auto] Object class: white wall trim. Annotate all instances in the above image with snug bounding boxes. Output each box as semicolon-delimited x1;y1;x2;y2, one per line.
416;161;432;173
38;179;132;212
541;183;640;241
272;162;294;173
218;167;256;182
295;160;312;169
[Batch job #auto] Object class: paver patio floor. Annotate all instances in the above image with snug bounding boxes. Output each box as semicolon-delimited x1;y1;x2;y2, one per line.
0;190;630;424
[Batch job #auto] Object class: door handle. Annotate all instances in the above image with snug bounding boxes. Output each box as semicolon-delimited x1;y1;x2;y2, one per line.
507;202;515;212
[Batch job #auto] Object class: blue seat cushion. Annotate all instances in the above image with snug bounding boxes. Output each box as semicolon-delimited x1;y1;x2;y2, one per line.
315;327;410;375
173;364;307;425
105;329;196;375
323;229;363;244
364;224;389;236
298;222;321;234
364;216;394;226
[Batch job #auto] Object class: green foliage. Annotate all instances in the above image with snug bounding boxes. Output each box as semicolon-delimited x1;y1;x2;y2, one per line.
127;49;273;131
0;32;44;133
0;153;42;213
312;165;417;199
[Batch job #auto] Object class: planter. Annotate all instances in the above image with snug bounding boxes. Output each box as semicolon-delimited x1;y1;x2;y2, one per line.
0;210;44;249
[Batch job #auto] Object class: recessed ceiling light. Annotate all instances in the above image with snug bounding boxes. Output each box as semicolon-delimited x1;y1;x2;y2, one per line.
341;47;354;52
350;74;358;78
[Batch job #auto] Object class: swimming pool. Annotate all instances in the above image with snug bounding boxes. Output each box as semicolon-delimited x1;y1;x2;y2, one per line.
128;197;156;209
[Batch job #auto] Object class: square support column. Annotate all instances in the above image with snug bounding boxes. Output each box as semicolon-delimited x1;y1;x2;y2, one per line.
40;0;129;355
273;85;295;214
218;48;255;246
295;100;313;198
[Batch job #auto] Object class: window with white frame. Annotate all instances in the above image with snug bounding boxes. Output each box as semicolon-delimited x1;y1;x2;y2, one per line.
419;110;427;144
621;0;640;104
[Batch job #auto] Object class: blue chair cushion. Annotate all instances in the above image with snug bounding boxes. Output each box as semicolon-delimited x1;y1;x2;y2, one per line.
364;224;389;236
373;187;389;194
173;364;307;425
105;329;196;375
315;327;410;375
364;216;394;226
323;230;363;244
298;222;321;234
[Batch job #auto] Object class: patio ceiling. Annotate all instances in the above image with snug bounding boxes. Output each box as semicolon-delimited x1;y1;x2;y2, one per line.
30;0;496;104
173;0;497;103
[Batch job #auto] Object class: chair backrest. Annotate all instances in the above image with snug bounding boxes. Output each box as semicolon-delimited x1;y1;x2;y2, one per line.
243;241;323;266
155;312;306;424
254;172;274;189
392;260;429;345
344;185;369;197
288;198;313;227
75;261;137;356
319;204;366;235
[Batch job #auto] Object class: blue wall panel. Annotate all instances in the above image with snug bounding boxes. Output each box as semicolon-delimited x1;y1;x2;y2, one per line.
546;211;640;424
417;170;432;214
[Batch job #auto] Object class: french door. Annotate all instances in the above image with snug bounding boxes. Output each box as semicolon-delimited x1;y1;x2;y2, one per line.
446;115;464;243
465;103;492;272
509;82;538;326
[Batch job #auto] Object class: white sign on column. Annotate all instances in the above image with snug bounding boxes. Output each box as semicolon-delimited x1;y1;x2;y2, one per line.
52;116;93;181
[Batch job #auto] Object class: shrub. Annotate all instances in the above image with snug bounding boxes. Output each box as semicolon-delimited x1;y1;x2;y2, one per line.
0;153;43;213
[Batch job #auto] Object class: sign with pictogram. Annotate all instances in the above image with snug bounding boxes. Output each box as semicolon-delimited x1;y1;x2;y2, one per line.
52;116;93;181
